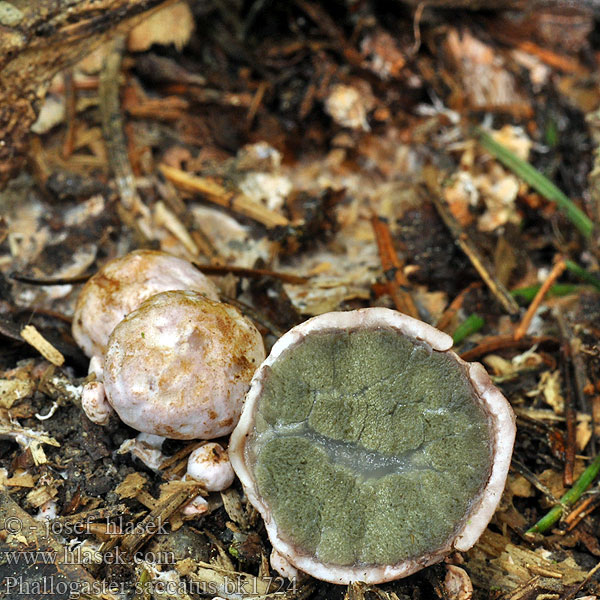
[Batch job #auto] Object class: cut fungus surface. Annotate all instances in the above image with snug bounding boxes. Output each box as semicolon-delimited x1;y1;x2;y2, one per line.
230;308;515;584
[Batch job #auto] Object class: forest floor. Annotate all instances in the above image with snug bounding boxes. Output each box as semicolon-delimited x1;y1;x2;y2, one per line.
1;1;600;599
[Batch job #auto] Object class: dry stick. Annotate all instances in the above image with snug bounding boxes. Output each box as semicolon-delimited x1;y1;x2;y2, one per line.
153;178;222;265
159;163;289;229
436;282;482;331
370;215;420;319
555;309;579;486
572;334;594;455
192;262;309;285
562;559;600;600
459;334;557;362
20;325;65;367
564;492;600;531
427;188;520;316
120;484;199;555
61;69;77;159
246;80;268;126
99;35;151;240
10;272;92;285
514;258;566;341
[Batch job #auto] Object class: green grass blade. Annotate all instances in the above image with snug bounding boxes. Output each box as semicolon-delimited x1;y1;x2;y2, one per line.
477;129;594;239
565;260;600;291
452;313;484;345
527;452;600;534
511;283;580;303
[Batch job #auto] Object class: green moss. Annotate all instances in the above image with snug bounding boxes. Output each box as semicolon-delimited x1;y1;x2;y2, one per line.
251;329;492;567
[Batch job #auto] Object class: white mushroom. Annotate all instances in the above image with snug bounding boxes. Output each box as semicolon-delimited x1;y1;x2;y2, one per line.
181;442;234;517
229;308;516;584
444;565;473;600
181;495;209;517
81;381;111;426
72;249;219;360
185;443;235;492
117;433;167;471
91;290;265;440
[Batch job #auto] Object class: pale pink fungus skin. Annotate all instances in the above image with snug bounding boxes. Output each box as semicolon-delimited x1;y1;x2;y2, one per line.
186;442;235;492
182;495;209;516
444;565;473;600
81;381;111;426
270;550;300;581
229;307;516;585
72;250;219;359
102;290;265;440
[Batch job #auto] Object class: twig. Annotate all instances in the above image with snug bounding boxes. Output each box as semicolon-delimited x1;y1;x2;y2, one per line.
157;178;222;265
436;282;481;331
192;262;309;285
459;334;558;362
427;186;520;315
526;451;600;534
561;559;600;600
247;81;268;126
62;69;77;159
20;325;65;367
410;3;426;56
511;460;564;507
99;35;151;237
476;129;594;239
556;306;593;452
564;492;600;531
10;272;92;285
119;484;200;555
159;163;289;228
514;41;587;75
370;215;420;319
514;258;566;341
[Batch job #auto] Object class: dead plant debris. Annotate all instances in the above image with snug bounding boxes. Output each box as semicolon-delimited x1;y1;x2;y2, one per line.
2;1;600;599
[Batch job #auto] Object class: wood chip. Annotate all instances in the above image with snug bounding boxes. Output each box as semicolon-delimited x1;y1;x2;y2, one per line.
4;471;35;488
20;325;65;366
159;163;290;228
115;472;148;499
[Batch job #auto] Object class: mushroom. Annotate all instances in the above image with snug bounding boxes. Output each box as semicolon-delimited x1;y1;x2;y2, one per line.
229;308;515;584
72;249;219;360
117;433;168;471
88;290;265;440
182;442;235;517
185;442;235;492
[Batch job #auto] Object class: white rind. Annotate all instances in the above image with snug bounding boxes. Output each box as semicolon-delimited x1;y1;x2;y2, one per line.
229;307;515;585
453;360;516;551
